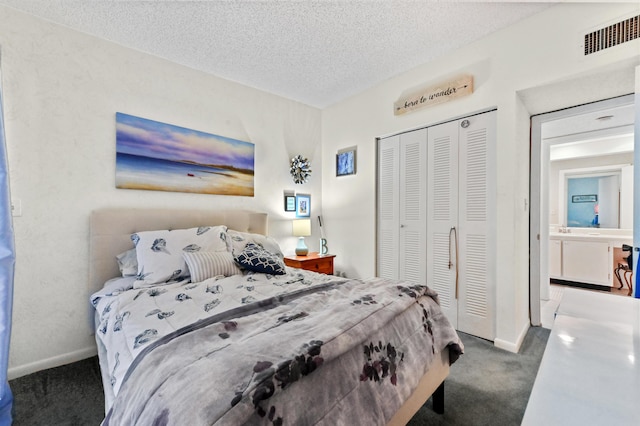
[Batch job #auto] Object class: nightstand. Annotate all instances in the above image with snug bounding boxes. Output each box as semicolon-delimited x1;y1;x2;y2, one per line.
284;252;336;275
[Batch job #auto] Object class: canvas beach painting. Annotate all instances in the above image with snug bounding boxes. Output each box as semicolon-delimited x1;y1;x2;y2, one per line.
115;113;254;196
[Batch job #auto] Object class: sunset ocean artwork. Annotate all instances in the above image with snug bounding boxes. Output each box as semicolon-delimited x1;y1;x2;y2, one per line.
115;113;254;196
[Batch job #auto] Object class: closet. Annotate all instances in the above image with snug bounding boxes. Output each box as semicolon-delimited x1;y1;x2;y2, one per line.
377;110;496;341
377;128;427;284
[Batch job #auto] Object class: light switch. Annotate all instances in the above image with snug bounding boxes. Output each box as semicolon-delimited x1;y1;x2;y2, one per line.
11;198;21;217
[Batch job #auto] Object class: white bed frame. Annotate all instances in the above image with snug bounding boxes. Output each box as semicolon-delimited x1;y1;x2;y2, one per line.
89;208;449;424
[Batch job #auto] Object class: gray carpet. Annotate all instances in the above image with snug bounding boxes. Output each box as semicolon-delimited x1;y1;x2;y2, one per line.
10;357;105;426
9;326;549;425
409;326;550;425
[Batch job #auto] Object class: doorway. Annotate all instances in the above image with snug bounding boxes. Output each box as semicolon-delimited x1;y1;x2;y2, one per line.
530;94;635;326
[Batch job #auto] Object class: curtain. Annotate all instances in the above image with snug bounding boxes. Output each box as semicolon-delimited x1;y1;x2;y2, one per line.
0;54;15;424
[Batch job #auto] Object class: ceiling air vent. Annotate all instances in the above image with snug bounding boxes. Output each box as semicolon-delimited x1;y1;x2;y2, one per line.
584;14;639;55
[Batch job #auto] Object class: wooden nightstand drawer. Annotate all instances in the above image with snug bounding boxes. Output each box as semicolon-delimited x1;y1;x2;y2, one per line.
284;253;335;275
307;260;333;274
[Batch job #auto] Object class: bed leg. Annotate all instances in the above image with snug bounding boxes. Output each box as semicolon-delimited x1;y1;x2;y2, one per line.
433;381;445;414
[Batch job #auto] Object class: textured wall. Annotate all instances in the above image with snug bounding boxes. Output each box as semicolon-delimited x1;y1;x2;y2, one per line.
0;5;323;378
321;2;640;351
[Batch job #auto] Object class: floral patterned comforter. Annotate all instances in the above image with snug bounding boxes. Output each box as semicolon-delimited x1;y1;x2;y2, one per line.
93;270;463;426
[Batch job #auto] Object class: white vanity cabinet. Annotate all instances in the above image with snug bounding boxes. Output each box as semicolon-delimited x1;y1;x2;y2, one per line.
548;231;630;287
561;240;612;286
548;240;562;279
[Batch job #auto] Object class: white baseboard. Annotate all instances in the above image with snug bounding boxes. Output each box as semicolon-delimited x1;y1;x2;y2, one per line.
494;322;530;353
8;346;98;380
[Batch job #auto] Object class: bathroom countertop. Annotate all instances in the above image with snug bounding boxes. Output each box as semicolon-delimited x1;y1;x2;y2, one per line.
549;232;632;247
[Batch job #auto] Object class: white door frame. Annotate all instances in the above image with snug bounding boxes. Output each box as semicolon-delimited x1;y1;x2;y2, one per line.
634;65;640;298
530;94;635;326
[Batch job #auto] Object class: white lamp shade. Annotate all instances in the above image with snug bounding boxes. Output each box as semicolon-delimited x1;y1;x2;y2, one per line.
292;219;311;237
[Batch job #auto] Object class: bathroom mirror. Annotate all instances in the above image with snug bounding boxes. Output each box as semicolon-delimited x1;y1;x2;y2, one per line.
566;173;619;228
556;164;633;230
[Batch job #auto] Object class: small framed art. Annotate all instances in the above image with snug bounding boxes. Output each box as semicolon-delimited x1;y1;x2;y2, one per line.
296;194;311;218
336;146;357;177
572;194;597;203
284;195;296;212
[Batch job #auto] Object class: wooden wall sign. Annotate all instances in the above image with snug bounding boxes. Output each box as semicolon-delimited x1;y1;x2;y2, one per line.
394;74;473;116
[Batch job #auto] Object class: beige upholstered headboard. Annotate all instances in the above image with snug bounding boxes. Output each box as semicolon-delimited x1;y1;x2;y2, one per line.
89;208;268;293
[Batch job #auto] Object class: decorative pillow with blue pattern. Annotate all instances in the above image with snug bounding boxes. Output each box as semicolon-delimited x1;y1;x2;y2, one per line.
227;229;284;258
234;242;286;275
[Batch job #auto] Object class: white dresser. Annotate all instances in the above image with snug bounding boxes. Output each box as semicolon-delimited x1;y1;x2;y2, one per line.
523;288;639;425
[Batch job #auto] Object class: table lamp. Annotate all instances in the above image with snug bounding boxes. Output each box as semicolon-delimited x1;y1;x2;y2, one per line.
292;219;311;255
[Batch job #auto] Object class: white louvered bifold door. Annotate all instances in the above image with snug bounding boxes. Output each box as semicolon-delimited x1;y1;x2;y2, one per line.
377;135;400;280
457;111;496;340
399;129;427;285
378;111;495;340
427;121;459;328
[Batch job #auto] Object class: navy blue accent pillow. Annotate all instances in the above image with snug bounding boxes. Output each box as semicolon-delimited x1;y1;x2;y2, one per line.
234;243;286;275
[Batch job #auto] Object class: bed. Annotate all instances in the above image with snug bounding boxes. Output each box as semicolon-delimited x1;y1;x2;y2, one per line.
89;208;463;425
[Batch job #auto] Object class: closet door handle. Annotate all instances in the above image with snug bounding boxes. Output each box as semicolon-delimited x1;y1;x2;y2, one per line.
449;226;459;299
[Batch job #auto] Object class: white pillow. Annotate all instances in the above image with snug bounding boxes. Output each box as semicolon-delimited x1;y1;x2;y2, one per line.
116;248;138;277
227;229;283;258
131;225;228;286
183;251;243;282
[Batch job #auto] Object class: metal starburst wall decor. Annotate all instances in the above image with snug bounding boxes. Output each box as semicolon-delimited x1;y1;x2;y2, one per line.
290;155;312;184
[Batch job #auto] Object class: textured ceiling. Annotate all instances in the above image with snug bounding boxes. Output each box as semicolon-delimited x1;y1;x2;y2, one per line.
0;1;554;108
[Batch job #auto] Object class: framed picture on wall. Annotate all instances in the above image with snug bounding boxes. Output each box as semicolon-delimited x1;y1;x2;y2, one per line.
296;194;311;218
284;195;296;212
115;112;255;196
336;146;357;177
572;194;597;203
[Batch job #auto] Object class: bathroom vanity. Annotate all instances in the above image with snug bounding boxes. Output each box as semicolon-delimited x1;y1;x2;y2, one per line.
549;228;633;287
